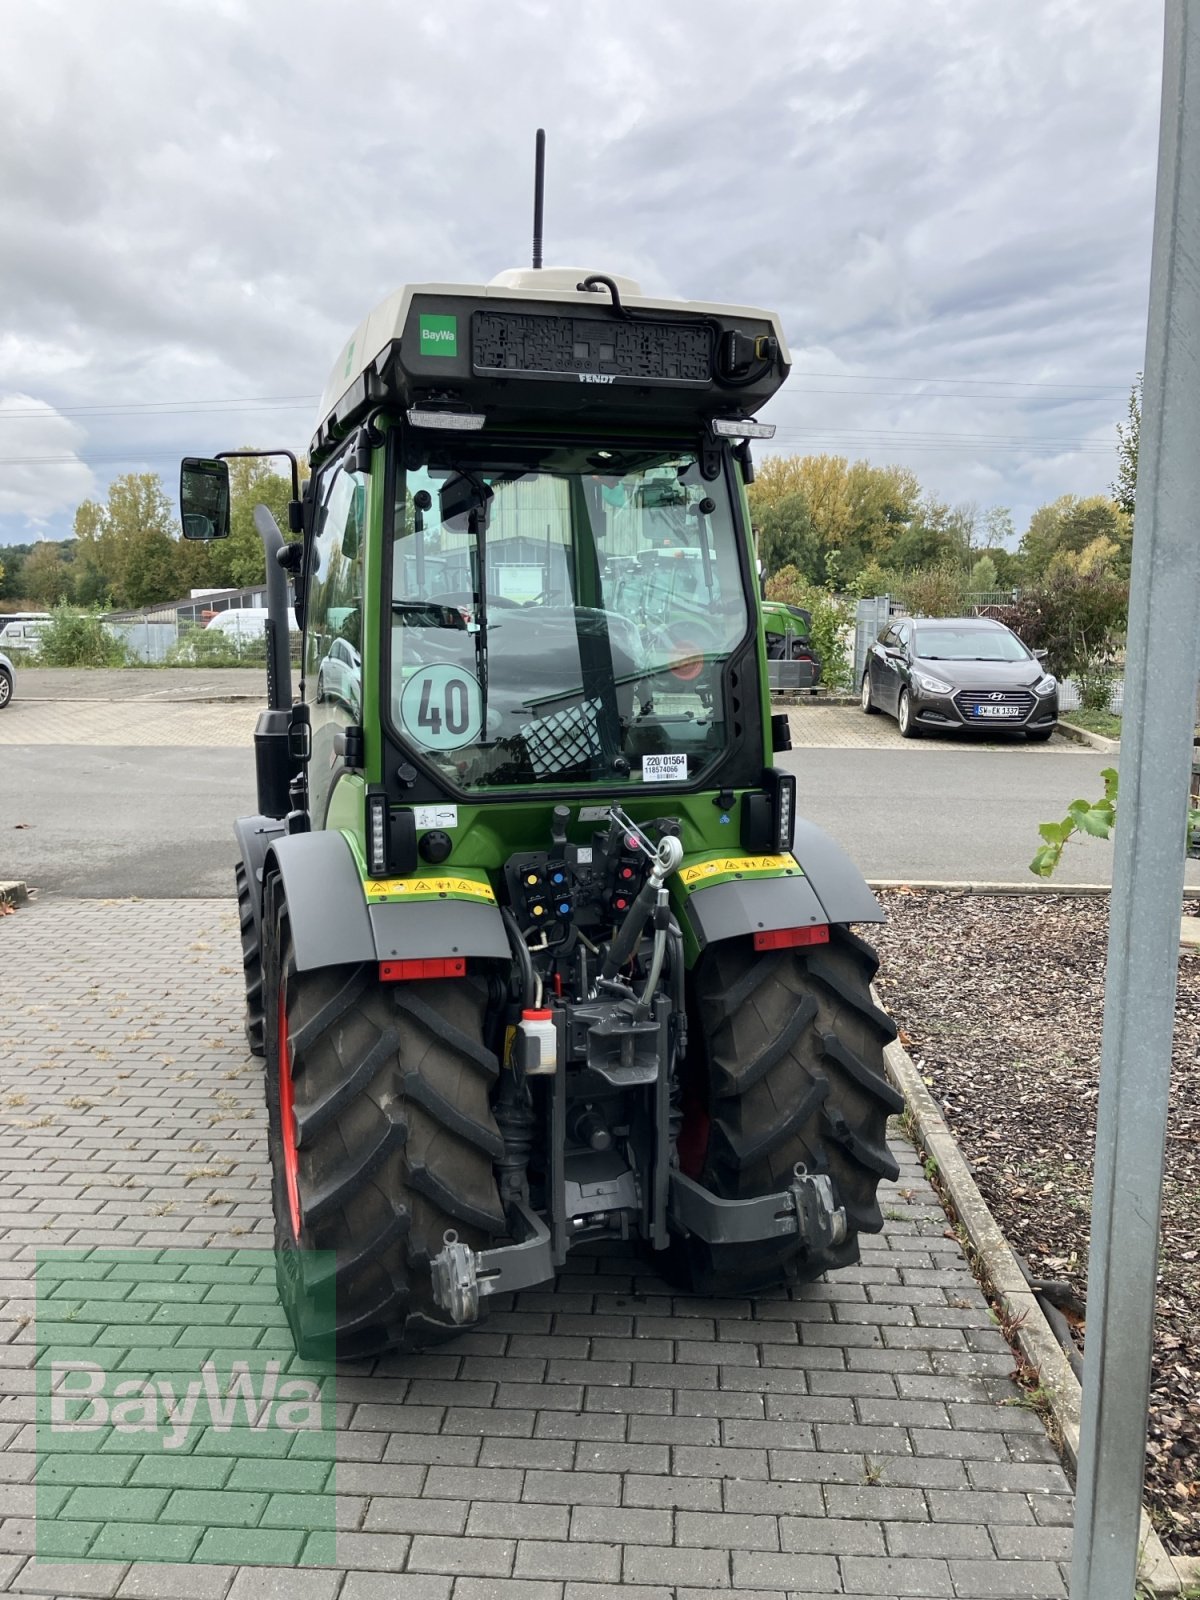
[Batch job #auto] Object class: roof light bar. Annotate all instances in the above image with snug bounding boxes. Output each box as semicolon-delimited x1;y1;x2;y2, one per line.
711;418;776;439
406;407;486;431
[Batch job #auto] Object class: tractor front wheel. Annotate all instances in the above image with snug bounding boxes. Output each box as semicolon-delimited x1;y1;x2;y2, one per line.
263;880;506;1359
673;926;901;1295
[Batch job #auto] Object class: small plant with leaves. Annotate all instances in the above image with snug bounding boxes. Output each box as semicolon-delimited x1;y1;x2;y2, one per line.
1032;766;1200;877
1031;768;1119;877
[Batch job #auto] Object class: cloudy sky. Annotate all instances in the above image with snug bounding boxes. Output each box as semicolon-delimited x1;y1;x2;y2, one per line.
0;0;1164;549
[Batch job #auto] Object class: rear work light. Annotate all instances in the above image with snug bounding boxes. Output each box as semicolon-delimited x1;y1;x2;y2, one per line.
754;925;829;952
379;958;466;981
367;791;388;876
406;407;486;431
711;417;776;439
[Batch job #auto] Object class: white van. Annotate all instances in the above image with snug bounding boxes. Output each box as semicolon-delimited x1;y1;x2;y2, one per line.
0;617;53;656
205;609;299;641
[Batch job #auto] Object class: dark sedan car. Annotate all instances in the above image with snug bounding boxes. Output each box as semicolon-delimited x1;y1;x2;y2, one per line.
861;616;1058;740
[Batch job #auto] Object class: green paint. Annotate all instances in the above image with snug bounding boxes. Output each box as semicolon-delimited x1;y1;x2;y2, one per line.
343;339;356;378
36;1248;336;1566
419;312;458;357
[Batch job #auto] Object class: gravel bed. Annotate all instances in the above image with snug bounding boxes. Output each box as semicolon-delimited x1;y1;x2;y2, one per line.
871;888;1200;1556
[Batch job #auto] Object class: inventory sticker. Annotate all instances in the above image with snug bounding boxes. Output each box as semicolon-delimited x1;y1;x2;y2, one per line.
365;876;495;902
680;854;798;886
641;753;688;783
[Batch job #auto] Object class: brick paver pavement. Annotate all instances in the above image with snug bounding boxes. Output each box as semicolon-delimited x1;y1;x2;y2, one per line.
783;705;1080;753
0;898;1075;1597
0;701;259;747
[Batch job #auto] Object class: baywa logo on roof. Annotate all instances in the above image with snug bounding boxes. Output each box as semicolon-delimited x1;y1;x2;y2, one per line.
419;314;458;358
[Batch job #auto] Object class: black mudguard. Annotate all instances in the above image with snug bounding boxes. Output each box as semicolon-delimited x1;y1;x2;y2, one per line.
233;815;287;952
684;817;883;953
257;827;509;973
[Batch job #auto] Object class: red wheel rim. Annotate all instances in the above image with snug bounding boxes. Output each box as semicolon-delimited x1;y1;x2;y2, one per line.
277;982;301;1239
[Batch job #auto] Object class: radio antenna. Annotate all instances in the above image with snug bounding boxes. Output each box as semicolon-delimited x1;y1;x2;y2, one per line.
531;128;546;269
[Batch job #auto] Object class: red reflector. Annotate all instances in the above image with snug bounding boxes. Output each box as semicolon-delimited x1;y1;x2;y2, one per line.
379;957;466;981
753;925;830;952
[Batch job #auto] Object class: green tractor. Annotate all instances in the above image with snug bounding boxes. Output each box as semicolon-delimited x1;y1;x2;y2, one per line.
762;599;823;691
180;259;899;1360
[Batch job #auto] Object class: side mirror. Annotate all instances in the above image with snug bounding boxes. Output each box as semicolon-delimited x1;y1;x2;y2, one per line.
1033;647;1049;662
180;458;231;540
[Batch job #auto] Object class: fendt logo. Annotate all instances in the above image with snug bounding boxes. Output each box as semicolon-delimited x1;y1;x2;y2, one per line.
578;372;616;384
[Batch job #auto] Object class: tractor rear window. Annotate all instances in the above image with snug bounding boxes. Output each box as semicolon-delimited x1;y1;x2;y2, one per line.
388;443;750;791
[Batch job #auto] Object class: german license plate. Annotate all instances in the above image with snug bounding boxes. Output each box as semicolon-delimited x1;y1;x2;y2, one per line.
975;704;1021;718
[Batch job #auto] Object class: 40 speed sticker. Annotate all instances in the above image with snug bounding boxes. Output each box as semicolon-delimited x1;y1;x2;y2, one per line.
400;663;483;751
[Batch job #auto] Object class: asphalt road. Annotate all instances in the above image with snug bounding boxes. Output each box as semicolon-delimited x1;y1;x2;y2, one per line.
782;743;1162;885
3;746;256;898
7;734;1196;898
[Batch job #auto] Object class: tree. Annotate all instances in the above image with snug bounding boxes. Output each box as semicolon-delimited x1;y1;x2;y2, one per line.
1006;564;1128;680
0;544;33;602
969;554;998;593
103;473;177;606
71;499;112;607
1112;373;1141;518
887;497;973;572
223;453;309;589
1020;495;1132;581
754;493;820;582
982;506;1015;548
121;526;182;609
749;454;921;582
22;541;74;605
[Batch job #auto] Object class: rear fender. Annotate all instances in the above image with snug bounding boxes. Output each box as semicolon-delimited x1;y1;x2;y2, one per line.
262;829;509;972
678;818;882;958
233;815;286;950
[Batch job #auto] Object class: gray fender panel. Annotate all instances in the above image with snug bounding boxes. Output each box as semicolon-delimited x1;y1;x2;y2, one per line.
265;831;375;972
233;815;287;946
686;873;829;953
370;900;510;961
265;830;511;971
791;817;884;925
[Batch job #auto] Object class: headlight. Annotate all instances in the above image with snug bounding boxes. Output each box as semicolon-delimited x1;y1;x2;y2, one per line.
1033;674;1057;697
914;672;953;695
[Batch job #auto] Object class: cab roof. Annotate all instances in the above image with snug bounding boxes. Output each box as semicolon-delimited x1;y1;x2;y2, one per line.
312;267;792;459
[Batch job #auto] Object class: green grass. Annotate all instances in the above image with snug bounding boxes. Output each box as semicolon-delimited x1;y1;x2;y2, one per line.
1062;707;1122;739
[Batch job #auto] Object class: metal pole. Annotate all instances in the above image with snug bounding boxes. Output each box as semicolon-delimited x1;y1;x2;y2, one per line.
1071;4;1200;1595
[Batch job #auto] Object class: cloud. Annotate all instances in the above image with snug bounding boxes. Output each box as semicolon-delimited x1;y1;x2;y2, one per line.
0;0;1162;543
0;395;95;532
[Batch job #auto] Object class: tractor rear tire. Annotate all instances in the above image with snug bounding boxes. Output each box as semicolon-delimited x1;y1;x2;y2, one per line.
236;861;265;1058
673;926;902;1295
263;880;506;1360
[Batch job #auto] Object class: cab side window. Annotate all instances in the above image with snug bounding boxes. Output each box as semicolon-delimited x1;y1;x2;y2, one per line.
305;459;366;823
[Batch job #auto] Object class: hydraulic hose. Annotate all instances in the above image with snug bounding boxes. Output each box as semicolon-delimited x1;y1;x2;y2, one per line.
634;908;668;1022
600;830;684;980
501;907;535;1014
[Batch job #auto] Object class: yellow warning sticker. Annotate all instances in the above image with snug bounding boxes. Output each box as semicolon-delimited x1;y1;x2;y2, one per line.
679;854;797;886
364;876;496;902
